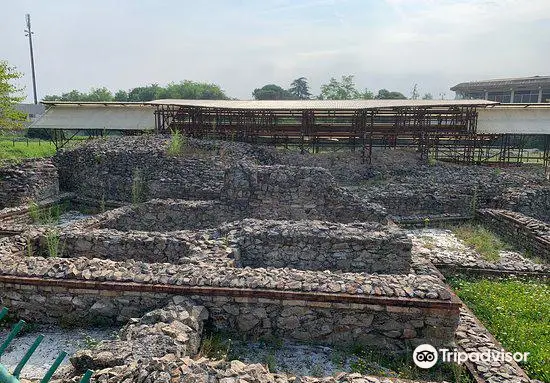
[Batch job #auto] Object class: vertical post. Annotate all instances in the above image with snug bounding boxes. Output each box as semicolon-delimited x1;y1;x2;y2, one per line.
538;88;543;103
25;14;38;104
0;320;26;356
13;335;44;378
40;351;67;383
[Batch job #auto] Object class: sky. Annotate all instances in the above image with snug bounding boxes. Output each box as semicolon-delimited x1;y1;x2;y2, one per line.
2;0;550;102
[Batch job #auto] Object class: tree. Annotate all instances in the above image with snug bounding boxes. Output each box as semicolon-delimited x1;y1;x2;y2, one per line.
360;89;375;100
86;87;113;101
114;90;129;101
375;89;407;100
0;61;26;130
319;75;360;100
252;84;295;100
288;77;311;100
127;84;161;102
157;81;228;100
43;81;229;102
422;93;433;100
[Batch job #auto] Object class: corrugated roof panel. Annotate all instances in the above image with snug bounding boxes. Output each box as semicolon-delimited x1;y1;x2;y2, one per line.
451;76;550;91
147;99;496;110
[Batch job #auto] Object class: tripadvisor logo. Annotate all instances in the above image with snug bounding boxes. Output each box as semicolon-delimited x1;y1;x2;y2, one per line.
413;344;530;369
413;344;438;369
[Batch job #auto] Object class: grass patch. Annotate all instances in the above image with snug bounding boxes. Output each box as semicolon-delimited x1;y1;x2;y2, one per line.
0;138;56;160
452;224;509;262
449;277;549;382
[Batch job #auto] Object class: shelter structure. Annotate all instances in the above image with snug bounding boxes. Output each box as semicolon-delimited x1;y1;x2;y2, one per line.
451;76;550;103
150;99;494;164
30;99;550;170
29;102;155;149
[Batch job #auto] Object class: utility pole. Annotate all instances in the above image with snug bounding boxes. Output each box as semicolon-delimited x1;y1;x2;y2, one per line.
24;14;38;104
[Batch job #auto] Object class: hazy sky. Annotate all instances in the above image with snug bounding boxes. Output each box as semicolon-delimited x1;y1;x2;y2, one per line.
3;0;550;102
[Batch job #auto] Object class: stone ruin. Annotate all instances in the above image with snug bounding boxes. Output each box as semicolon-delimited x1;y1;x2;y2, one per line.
0;135;548;383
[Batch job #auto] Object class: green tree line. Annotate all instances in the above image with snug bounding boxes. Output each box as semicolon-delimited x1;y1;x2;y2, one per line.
43;75;424;102
43;80;229;102
253;75;414;100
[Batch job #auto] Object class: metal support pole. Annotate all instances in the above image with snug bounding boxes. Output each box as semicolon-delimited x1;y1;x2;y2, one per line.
0;320;26;356
39;351;67;383
25;14;38;104
12;335;44;378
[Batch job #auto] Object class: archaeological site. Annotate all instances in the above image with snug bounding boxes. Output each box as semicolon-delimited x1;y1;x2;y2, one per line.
0;100;549;383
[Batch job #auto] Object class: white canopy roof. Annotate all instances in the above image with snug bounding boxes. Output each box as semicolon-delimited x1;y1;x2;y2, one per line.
148;99;496;110
30;103;155;131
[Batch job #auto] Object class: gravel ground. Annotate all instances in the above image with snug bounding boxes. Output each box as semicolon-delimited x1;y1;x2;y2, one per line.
0;326;115;379
407;228;547;273
57;211;90;228
228;340;395;378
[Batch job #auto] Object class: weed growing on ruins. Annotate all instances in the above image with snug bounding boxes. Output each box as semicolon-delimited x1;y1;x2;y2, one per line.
45;228;63;258
83;334;101;349
131;168;146;204
449;277;550;381
25;235;33;257
524;249;545;264
264;353;277;372
453;224;508;261
167;129;186;156
199;333;232;360
28;201;62;225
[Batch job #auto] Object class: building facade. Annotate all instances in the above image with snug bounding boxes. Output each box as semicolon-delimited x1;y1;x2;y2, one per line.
15;103;46;126
451;76;550;103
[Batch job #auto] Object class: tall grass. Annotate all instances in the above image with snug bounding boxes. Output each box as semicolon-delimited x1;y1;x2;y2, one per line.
45;228;63;258
131;168;146;204
28;201;61;225
453;224;508;262
167;129;186;156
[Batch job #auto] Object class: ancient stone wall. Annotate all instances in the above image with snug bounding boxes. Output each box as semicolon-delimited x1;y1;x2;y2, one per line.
53;137;226;202
0;281;458;352
354;164;550;221
0;159;59;209
499;186;550;223
0;253;458;351
222;164;386;223
219;219;411;273
97;200;241;231
477;209;550;262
